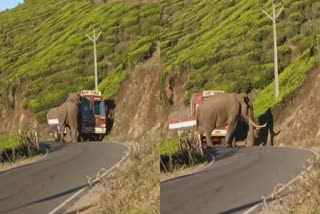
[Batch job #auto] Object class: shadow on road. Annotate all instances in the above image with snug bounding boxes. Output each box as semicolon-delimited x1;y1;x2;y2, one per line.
1;184;87;213
214;146;243;162
217;192;290;214
31;184;87;204
217;199;262;214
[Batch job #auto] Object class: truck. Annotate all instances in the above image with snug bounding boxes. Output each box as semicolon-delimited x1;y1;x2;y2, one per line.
79;90;106;141
168;90;228;147
47;90;107;142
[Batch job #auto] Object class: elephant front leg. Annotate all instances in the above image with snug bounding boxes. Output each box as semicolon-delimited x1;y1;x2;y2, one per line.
231;136;236;148
246;125;255;147
71;128;78;143
226;120;237;148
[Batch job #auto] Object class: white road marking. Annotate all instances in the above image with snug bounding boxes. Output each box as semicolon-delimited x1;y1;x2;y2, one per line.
47;143;131;214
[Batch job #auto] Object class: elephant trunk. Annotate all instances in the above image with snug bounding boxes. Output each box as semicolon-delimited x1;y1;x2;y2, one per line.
247;123;255;146
245;108;255;146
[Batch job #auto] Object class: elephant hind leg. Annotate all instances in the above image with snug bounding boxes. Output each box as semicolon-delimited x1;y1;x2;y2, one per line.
205;130;213;148
197;132;203;156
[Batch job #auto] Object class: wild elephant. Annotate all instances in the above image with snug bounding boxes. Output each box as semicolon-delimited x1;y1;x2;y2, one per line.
196;93;266;148
47;92;81;143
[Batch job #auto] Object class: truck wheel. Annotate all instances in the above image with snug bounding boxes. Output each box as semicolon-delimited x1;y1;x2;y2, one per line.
81;134;89;142
97;134;104;141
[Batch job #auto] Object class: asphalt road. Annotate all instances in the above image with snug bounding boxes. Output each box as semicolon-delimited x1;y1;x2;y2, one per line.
161;146;315;214
0;142;128;214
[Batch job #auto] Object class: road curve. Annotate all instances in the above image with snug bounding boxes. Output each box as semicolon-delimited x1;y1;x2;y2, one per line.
161;146;315;214
0;142;128;214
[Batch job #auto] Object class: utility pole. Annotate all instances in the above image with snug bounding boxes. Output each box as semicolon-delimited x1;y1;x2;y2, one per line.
85;28;102;92
262;1;283;99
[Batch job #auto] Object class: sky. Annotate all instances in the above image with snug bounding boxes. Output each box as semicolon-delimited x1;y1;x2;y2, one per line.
0;0;23;12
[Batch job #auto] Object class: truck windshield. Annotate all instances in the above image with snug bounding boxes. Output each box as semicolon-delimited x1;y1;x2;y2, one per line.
94;101;105;116
80;97;93;115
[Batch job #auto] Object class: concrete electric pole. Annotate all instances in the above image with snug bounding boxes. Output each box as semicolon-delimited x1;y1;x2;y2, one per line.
262;1;283;99
85;28;102;92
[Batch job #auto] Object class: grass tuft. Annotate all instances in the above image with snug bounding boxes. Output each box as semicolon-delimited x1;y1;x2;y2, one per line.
0;130;42;163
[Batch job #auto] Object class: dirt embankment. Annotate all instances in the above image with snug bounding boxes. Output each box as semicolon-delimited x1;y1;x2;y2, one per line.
108;43;162;141
160;70;189;137
275;66;320;147
0;82;40;136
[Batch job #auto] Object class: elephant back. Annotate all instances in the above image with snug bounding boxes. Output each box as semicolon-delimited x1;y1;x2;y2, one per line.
47;107;59;118
66;93;80;104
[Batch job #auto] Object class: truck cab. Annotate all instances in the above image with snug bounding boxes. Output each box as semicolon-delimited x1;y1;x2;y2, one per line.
79;90;106;141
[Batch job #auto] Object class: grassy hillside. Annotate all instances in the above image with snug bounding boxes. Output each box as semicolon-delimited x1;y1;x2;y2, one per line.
0;0;159;122
161;0;320;114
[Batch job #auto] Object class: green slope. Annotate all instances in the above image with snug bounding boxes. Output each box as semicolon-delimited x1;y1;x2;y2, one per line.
161;0;320;113
0;0;159;122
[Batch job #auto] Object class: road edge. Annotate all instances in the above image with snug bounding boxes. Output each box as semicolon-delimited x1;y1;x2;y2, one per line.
160;151;215;183
242;146;320;214
0;143;49;173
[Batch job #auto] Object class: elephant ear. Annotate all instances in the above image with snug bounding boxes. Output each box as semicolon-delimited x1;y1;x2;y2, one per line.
247;89;258;101
243;94;252;115
73;94;81;104
67;93;80;104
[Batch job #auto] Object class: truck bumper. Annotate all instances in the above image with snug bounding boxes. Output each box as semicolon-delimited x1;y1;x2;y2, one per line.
81;127;106;134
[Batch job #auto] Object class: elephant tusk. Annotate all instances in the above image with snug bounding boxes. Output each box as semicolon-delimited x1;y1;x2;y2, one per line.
250;118;267;129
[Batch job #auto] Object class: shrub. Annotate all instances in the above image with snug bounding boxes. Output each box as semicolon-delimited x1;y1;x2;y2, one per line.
0;130;42;163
